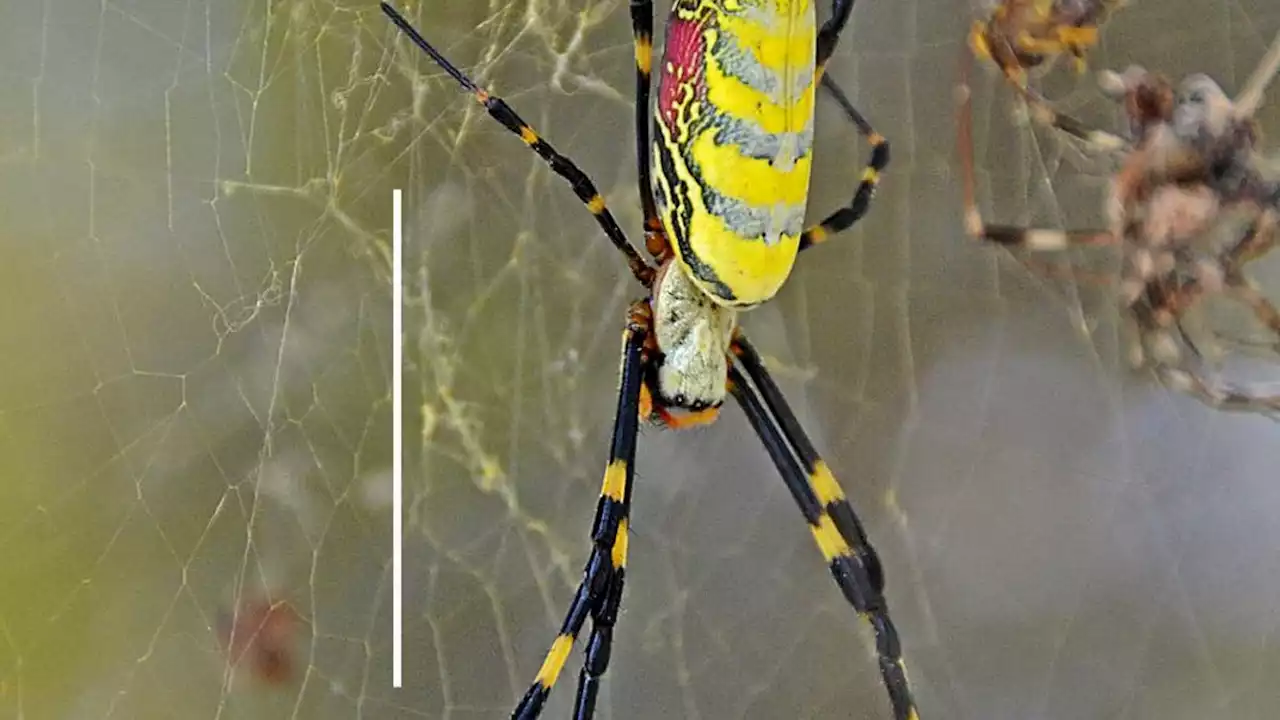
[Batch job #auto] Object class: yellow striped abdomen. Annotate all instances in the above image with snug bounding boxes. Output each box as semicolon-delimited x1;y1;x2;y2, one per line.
652;0;817;308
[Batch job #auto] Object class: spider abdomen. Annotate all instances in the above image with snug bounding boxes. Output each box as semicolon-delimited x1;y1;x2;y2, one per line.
651;0;817;309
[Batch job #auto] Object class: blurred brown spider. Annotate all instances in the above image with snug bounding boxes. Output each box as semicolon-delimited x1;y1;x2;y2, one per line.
958;32;1280;416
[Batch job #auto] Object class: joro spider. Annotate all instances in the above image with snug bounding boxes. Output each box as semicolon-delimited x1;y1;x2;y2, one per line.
381;1;917;719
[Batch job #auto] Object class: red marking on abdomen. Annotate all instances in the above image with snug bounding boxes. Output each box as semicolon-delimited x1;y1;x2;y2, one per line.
657;16;708;131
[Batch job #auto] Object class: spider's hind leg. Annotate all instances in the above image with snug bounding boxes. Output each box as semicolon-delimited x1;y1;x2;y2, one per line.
512;303;651;719
728;335;918;720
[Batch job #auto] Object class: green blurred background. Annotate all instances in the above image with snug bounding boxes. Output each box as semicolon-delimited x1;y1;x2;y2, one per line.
1;1;1279;718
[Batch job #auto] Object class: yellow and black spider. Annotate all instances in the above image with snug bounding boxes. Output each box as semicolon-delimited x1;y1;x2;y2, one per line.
382;1;915;718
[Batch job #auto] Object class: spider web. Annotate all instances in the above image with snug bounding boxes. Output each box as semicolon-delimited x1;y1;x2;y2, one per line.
2;0;1280;718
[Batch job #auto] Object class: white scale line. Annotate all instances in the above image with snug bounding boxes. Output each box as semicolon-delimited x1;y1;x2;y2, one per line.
393;187;404;689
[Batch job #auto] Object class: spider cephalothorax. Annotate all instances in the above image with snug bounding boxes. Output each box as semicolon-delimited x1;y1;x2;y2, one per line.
648;257;737;412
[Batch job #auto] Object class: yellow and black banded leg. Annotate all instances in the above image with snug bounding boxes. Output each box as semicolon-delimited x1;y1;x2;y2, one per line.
815;0;858;76
629;0;673;264
381;2;655;288
512;306;649;719
729;335;920;720
629;2;659;235
799;73;890;251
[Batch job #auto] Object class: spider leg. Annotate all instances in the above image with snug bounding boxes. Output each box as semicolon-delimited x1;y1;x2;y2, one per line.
1225;276;1280;346
728;334;919;720
381;3;655;288
1152;360;1280;417
1234;28;1280;118
1020;85;1128;151
956;43;1115;250
815;0;858;76
972;23;1127;151
628;0;674;265
798;73;891;251
1220;215;1280;343
511;305;648;720
1132;249;1280;419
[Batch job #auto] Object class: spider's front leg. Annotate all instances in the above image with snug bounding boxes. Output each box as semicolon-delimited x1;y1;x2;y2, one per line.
512;303;651;720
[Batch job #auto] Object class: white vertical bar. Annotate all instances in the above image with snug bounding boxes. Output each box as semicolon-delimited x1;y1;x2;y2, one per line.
392;187;404;688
